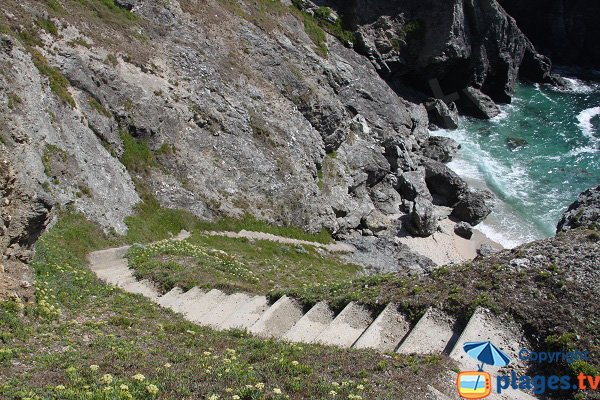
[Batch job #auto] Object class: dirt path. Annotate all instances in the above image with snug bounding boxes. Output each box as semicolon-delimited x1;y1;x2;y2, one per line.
202;230;355;253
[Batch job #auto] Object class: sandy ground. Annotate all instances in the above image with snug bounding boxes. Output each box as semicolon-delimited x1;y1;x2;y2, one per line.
397;218;503;266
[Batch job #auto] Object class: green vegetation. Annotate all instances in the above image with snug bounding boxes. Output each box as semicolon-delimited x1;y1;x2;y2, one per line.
88;97;111;117
46;0;64;13
127;233;359;295
156;143;175;155
403;20;425;39
42;143;68;179
36;17;58;35
7;93;22;110
84;0;137;23
302;15;328;57
68;37;93;48
77;183;94;198
30;49;76;108
0;212;449;399
119;130;155;174
290;1;356;57
104;53;119;67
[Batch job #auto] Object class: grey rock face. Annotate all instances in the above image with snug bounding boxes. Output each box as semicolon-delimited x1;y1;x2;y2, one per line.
477;243;499;257
452;190;495;226
343;235;436;274
396;168;432;202
556;185;600;232
458;87;501;119
499;0;600;68
0;158;53;262
421;159;468;206
454;221;474;240
334;0;554;107
0;36;140;234
407;197;438;237
425;99;459;130
419;136;461;163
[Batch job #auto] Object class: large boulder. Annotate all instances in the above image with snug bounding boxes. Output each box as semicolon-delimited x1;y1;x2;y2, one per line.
369;175;403;215
396;167;432;202
425;99;459;130
421;159;468;206
420;136;461;163
458;87;501;119
454;221;474;239
407;196;439;237
451;189;495;226
557;185;600;233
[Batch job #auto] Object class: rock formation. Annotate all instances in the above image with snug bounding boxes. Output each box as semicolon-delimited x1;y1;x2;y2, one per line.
316;0;560;112
498;0;600;69
557;185;600;232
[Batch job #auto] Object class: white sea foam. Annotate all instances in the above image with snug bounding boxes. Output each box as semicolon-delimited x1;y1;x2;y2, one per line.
558;77;597;94
436;129;546;246
577;106;600;138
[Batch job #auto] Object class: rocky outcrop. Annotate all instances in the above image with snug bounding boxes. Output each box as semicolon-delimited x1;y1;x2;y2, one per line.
421;159;468;206
454;221;473;239
407;197;438;237
451;190;495;226
323;0;556;110
425;99;459;130
0;0;504;279
1;158;53;300
498;0;600;68
396;168;431;202
458;87;501;119
556;185;600;232
419;136;461;163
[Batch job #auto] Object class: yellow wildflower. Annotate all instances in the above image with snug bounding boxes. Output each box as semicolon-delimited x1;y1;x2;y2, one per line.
132;373;146;382
100;374;113;385
146;384;159;395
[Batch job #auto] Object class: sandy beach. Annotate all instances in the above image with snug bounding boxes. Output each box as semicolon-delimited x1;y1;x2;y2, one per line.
397;218;504;266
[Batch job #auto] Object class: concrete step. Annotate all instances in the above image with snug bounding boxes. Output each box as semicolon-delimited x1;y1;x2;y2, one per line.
314;302;373;348
249;296;304;338
177;287;207;315
185;289;228;324
119;279;159;300
157;287;186;310
92;262;130;281
88;246;131;266
353;303;410;352
426;386;453;400
397;308;459;355
201;293;253;329
283;301;335;344
113;274;138;287
220;295;269;330
449;307;528;372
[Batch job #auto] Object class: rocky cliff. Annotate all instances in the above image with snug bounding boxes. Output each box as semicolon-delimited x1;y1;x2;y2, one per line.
0;0;578;299
308;0;559;116
498;0;600;69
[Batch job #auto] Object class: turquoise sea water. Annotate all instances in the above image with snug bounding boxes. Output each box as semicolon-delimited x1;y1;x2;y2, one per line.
437;76;600;248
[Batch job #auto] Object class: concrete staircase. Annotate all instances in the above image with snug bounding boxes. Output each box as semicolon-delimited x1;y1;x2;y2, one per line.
88;241;538;399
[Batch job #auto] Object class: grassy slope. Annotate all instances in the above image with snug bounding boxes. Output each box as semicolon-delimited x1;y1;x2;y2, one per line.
0;213;450;399
127;232;360;296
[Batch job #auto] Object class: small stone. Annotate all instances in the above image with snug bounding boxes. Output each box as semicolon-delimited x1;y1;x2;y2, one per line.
20;280;32;289
477;244;498;257
454;221;473;239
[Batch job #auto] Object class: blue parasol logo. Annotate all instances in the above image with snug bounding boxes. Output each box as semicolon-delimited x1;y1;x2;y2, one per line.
463;341;512;371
